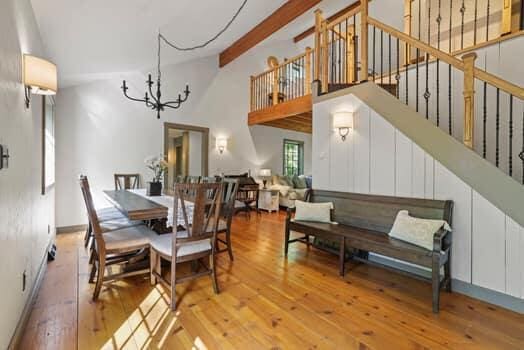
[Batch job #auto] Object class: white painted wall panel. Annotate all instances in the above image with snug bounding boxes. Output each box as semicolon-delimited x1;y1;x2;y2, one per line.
369;110;395;196
505;217;522;298
354;106;371;193
472;191;506;293
433;161;472;283
424;153;435;199
395;130;413;197
329;131;350;192
412;143;426;198
312;104;331;190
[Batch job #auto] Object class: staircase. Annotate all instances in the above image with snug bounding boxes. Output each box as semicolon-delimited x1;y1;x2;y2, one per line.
249;0;524;185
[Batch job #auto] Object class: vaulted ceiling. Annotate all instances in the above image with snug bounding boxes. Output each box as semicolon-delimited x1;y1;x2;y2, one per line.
30;0;351;86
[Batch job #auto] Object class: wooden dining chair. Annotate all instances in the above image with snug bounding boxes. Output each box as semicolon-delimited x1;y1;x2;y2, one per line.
114;173;141;190
150;182;222;310
79;175;156;300
200;176;220;183
185;175;201;184
215;178;239;260
234;184;260;219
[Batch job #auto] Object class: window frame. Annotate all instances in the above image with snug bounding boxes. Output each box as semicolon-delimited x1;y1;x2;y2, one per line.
282;139;304;176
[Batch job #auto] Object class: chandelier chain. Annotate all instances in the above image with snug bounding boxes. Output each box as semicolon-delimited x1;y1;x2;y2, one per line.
157;0;248;79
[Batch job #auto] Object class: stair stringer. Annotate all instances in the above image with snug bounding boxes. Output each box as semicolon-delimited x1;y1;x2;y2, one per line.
313;81;524;228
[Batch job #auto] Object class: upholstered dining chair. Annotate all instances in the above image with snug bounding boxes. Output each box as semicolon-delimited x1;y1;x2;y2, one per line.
79;175;156;300
114;173;141;190
214;178;239;260
149;182;222;310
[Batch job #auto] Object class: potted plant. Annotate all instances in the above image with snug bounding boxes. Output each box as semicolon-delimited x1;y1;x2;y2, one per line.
145;155;167;196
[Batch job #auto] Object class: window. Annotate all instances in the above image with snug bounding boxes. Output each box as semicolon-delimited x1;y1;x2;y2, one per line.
283;139;304;176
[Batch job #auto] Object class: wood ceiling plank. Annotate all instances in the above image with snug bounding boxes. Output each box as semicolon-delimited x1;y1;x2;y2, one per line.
219;0;321;67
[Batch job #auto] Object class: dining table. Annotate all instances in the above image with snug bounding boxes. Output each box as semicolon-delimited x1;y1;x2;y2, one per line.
103;188;193;233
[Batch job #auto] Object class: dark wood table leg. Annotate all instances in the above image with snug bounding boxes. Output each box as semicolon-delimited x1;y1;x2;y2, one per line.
339;237;346;276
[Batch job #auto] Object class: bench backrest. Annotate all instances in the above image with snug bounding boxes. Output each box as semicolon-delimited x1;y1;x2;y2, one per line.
309;190;453;233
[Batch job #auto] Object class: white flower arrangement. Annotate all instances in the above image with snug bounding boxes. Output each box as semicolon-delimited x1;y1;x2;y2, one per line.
144;155;168;183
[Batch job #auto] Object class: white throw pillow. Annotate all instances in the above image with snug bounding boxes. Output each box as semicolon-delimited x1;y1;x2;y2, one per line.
293;200;334;223
389;210;452;251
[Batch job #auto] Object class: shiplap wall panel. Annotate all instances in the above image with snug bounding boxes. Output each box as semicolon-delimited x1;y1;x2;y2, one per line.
472;190;506;293
312;106;330;190
330;132;350;192
395;130;413;197
313;93;523;296
369;111;395;196
354;107;371;193
434;161;472;283
505;216;522;298
412;143;426;198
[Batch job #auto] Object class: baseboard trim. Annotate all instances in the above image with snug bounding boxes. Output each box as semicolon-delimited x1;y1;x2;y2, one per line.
368;254;523;314
8;243;50;350
57;224;87;234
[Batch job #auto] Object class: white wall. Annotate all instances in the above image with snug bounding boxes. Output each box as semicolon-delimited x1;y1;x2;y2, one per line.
0;0;55;347
55;38;311;227
313;93;524;299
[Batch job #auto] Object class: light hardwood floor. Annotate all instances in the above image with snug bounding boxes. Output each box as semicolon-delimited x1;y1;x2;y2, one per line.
20;211;524;349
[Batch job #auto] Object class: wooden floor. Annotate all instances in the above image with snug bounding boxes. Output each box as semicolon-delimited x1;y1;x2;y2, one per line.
20;211;524;349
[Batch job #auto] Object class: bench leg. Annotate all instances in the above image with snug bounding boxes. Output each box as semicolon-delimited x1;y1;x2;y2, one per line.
339;237;346;276
284;224;290;256
432;253;440;313
444;252;452;292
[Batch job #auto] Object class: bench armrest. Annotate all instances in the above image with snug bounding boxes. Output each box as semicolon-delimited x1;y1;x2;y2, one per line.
433;228;451;252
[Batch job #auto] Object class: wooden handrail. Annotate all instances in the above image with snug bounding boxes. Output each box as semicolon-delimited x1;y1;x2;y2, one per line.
326;5;361;29
251;51;310;79
367;16;524;99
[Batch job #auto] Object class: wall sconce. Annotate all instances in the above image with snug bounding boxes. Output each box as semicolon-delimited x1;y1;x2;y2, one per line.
332;111;354;141
216;138;228;154
23;54;58;108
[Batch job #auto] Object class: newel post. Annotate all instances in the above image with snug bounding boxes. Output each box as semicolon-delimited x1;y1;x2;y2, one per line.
361;0;369;81
321;20;329;93
462;52;477;149
501;0;513;35
305;47;312;94
314;9;323;82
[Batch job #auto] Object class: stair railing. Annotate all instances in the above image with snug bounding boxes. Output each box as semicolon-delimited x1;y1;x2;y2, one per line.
250;48;313;113
366;16;524;184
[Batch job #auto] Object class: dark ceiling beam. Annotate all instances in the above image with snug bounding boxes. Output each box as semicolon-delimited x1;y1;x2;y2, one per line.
219;0;321;68
293;1;362;43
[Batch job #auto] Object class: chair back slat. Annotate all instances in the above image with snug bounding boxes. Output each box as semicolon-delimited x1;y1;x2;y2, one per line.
173;183;222;247
114;173;140;190
221;178;240;219
79;175;105;250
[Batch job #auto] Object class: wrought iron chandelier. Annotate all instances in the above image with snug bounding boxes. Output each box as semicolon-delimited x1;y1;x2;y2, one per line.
120;0;248;119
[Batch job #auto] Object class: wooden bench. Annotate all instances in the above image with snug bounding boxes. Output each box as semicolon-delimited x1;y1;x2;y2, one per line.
284;190;453;313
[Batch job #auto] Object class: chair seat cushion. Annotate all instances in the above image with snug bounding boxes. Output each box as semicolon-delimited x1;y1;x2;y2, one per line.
150;234;212;257
104;225;156;251
100;217;143;233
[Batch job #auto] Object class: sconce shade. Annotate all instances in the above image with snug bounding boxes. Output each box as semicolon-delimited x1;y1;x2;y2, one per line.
23;54;57;95
259;168;271;177
332;111;354;129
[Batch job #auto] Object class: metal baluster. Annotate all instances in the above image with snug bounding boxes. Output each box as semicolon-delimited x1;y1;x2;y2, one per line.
380;29;384;85
448;64;452;135
405;51;409;105
474;0;478;45
416;48;419;112
388;34;392;86
496;88;500;167
521;110;524;184
396;37;400;98
460;0;466;50
436;0;442;126
509;95;513;176
486;0;490;42
338;22;342;84
424;52;430;119
483;82;487;158
331;29;335;85
373;26;376;82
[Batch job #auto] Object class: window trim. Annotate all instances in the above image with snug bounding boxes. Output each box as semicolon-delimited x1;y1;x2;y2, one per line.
282;139;304;176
